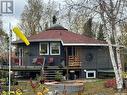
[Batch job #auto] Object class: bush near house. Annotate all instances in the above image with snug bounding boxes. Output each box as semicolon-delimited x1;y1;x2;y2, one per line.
104;79;116;88
122;72;127;89
122;72;127;79
55;71;63;82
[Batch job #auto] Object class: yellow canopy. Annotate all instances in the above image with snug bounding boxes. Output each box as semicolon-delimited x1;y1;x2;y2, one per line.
12;26;30;46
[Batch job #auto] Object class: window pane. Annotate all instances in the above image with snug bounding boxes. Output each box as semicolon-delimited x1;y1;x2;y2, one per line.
51;43;60;55
40;43;48;55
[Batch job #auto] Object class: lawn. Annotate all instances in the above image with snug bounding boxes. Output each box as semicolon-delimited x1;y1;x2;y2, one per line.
83;79;116;95
1;79;127;95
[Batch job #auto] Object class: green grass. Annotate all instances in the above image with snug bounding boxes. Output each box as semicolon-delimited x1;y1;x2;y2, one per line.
1;79;127;95
83;79;116;95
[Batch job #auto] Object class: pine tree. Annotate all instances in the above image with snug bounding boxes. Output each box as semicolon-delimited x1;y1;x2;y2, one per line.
97;24;105;40
83;18;93;37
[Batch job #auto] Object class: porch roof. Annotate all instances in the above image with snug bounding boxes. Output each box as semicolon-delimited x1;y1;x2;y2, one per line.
13;25;107;46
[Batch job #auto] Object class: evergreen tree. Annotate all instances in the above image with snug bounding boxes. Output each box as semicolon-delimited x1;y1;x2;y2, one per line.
97;24;105;40
83;18;93;37
44;22;48;30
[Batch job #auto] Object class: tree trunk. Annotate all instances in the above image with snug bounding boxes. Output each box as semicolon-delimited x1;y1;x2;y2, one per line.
101;14;123;90
111;16;123;90
116;46;123;90
113;25;123;90
107;39;123;90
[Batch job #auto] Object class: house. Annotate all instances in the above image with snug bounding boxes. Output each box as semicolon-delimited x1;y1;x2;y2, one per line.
12;24;115;79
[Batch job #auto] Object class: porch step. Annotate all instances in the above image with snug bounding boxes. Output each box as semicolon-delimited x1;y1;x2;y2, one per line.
44;70;63;80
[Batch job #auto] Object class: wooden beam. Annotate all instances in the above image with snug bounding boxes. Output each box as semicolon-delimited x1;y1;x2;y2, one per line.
65;47;69;80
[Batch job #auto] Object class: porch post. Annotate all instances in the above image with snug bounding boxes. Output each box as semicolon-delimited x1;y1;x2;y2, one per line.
65;47;69;80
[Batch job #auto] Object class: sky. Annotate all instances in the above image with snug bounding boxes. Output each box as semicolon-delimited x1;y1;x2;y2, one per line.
1;0;64;33
2;0;26;31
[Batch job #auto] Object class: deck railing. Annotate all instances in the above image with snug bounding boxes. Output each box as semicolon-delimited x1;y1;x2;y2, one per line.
0;65;67;70
0;65;42;70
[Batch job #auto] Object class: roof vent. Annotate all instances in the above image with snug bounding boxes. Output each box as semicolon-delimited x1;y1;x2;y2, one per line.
46;24;68;30
53;15;57;24
46;15;68;31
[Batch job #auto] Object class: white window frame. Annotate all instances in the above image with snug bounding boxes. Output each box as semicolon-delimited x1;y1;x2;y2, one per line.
50;42;60;55
86;70;96;79
39;43;49;55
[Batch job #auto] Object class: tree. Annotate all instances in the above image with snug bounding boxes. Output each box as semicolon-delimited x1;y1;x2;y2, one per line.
119;22;127;71
64;1;100;35
120;23;127;46
98;0;124;91
20;0;44;36
0;29;9;52
97;24;105;40
63;0;92;33
20;0;58;36
83;18;93;37
44;0;58;27
0;27;9;64
65;0;127;91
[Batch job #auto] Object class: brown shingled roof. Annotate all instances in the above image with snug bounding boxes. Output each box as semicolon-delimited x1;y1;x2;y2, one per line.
13;25;107;46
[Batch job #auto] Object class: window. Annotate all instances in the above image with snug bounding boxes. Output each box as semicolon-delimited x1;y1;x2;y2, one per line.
39;42;60;55
50;43;60;55
86;70;96;78
40;43;49;55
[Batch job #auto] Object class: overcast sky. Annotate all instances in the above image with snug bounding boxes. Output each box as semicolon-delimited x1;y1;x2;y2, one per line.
1;0;64;33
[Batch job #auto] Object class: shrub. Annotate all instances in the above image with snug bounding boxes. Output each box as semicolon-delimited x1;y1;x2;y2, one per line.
104;79;116;88
55;71;62;82
36;75;46;84
122;72;127;79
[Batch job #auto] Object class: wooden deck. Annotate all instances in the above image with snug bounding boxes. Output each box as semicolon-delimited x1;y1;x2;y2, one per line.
0;65;68;71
